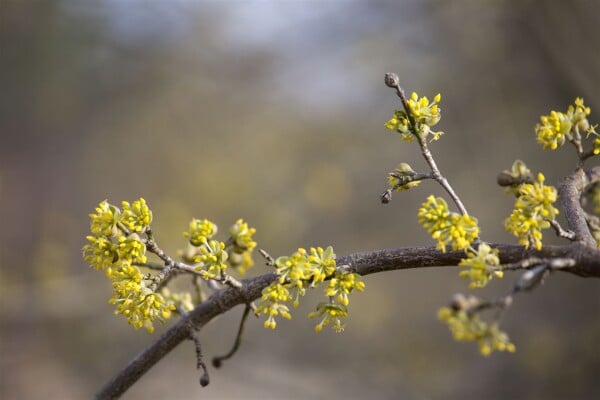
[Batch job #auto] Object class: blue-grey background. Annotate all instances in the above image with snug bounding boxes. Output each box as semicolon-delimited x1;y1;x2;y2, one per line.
1;1;599;399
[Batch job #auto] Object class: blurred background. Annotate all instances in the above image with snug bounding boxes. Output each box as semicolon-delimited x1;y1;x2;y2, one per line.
1;1;600;399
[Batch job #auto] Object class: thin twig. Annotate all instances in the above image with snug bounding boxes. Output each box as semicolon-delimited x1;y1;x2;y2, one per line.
188;327;210;387
212;305;251;368
384;73;469;216
548;219;577;241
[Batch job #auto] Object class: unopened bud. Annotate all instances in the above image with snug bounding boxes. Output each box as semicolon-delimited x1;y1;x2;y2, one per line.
199;372;210;387
381;189;392;204
384;72;400;88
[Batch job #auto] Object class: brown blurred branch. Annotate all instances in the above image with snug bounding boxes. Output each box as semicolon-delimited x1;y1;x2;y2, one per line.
94;167;600;399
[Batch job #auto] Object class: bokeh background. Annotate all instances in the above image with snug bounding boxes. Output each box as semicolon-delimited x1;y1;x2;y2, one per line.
2;1;600;399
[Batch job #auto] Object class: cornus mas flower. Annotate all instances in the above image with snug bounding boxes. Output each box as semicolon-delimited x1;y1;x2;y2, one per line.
83;236;117;271
117;235;147;265
120;198;152;233
255;283;292;329
438;307;515;356
458;243;502;288
535;97;595;150
184;218;217;246
418;196;479;252
505;173;558;250
194;240;228;279
385;92;443;141
309;302;348;333
326;272;365;306
89;200;120;236
229;219;257;252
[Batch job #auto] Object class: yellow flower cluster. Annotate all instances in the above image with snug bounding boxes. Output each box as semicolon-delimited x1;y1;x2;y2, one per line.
161;288;195;314
387;163;421;192
535;97;594;150
84;200;151;271
255;283;292;329
227;219;257;275
83;236;117;271
385;92;443;141
83;199;175;332
418;196;479;252
107;265;175;333
257;246;365;333
229;219;257;252
308;302;348;333
184;218;217;246
438;307;515;356
326;272;365;306
182;218;257;276
89;200;120;236
117;235;147;265
121;199;152;233
505;173;558;250
194;239;228;279
458;243;502;288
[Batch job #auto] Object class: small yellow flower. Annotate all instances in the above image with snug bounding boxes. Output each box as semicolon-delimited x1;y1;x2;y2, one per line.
108;264;143;296
458;243;501;288
307;246;336;286
535;98;595;151
229;219;257;252
120;198;152;233
384;92;443;142
117;234;147;265
309;302;348;333
184;218;217;246
418;196;479;252
505;173;558;250
255;283;293;329
326;272;365;306
194;240;228;279
89;200;120;236
83;236;117;270
111;287;175;333
535;110;572;150
438;307;515;356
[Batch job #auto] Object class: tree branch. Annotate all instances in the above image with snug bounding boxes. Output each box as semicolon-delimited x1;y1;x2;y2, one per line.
94;240;600;399
559;168;597;246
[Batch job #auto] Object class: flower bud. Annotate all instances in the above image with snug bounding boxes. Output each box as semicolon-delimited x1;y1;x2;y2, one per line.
384;72;400;88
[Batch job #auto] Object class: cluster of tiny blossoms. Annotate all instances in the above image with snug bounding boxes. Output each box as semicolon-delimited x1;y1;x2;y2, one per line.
182;218;257;277
83;199;175;332
535;97;597;151
418;196;502;288
385;92;443;142
505;173;558;250
256;246;365;332
438;306;515;356
418;196;479;252
458;243;502;288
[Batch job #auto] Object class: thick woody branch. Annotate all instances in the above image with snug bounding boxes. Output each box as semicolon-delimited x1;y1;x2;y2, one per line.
94;241;600;399
559;166;600;246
